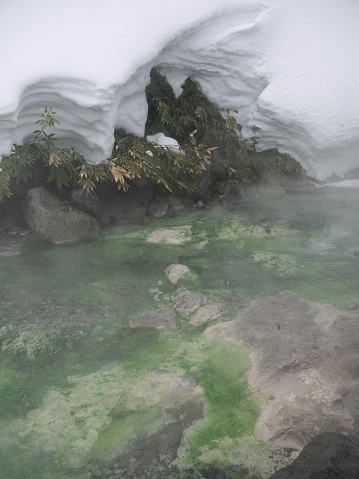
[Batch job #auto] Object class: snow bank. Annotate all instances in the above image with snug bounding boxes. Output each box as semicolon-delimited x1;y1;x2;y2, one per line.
0;0;358;181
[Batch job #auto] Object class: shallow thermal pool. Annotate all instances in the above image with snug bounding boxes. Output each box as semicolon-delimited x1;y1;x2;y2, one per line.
0;186;358;479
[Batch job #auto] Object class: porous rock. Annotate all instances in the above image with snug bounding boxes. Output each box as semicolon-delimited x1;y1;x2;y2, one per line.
268;432;359;479
220;290;359;449
190;303;232;326
22;186;100;245
129;307;179;329
173;289;207;316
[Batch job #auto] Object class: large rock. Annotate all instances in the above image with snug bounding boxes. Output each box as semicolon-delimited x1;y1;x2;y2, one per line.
129;307;180;329
99;175;153;223
147;195;168;219
209;291;359;449
22;187;100;245
71;189;111;226
269;432;359;479
216;179;248;209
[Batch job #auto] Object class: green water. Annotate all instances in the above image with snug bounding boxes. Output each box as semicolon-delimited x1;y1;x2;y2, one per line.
0;186;359;478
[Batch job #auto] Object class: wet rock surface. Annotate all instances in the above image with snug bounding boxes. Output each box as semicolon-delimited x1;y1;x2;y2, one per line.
148;226;191;244
210;290;359;449
71;188;111;225
147;194;169;219
164;263;191;284
88;400;237;479
268;432;359;479
98;176;153;223
190;303;232;326
173;289;207;316
22;186;100;244
129;307;180;329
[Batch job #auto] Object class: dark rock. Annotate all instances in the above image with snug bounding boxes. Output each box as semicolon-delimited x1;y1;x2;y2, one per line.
22;186;100;245
129;307;180;329
216;179;248;209
268;432;359;479
147;195;168;218
71;189;111;225
98;175;153;223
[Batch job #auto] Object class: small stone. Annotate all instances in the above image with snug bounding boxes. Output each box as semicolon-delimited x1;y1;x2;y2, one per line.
147;226;190;244
173;289;206;316
129;307;180;329
190;303;232;326
164;264;190;284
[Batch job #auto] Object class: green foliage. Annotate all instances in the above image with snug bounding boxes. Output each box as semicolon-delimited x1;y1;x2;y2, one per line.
0;102;217;200
146;72;263;184
0;77;306;201
110;131;213;194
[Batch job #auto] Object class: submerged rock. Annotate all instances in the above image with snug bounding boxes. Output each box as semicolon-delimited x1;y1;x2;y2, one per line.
173;289;207;316
147;225;191;244
22;186;100;245
164;263;191;284
190;303;232;326
129;307;180;329
269;432;359;479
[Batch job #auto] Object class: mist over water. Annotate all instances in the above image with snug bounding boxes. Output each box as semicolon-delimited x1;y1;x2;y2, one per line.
0;186;358;478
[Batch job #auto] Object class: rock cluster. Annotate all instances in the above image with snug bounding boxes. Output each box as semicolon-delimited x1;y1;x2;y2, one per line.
129;265;233;329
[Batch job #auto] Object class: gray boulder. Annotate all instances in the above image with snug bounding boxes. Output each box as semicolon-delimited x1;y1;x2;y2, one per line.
71;189;111;226
269;432;359;479
129;307;180;329
22;186;100;245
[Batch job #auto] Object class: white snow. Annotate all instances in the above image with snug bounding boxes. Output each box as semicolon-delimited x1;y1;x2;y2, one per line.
0;0;358;181
146;133;181;153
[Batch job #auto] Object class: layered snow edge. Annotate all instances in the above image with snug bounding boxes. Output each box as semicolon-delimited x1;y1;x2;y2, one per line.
1;0;358;182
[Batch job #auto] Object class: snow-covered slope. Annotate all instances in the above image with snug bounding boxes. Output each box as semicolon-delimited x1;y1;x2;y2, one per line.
0;0;358;181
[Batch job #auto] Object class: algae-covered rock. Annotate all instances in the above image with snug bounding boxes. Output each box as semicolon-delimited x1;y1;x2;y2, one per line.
1;327;84;359
129;307;179;329
252;251;297;276
190;303;232;326
147;225;191;244
173;289;207;317
164;264;191;284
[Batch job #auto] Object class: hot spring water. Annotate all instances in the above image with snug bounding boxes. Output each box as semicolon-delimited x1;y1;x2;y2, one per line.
0;186;358;478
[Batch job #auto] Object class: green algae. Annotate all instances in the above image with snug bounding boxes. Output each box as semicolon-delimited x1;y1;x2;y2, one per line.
1;187;359;478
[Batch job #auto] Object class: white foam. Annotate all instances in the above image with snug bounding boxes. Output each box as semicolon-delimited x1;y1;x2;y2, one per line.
0;0;358;181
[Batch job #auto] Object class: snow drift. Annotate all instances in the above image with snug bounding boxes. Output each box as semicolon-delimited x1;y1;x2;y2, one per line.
0;0;358;181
